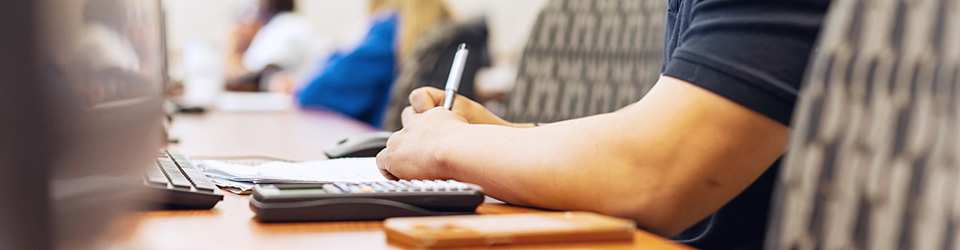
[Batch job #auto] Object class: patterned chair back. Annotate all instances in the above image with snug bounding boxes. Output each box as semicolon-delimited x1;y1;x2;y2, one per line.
503;0;665;123
767;0;960;249
383;19;491;131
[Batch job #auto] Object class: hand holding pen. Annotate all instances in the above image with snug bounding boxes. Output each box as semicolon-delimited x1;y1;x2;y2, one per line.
401;43;518;127
442;43;469;110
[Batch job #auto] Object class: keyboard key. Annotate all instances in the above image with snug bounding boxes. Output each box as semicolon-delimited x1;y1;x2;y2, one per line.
170;154;198;169
182;169;216;191
145;167;168;185
157;158;192;189
176;159;198;170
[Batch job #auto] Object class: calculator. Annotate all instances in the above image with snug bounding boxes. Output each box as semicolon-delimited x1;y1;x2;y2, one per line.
249;180;485;222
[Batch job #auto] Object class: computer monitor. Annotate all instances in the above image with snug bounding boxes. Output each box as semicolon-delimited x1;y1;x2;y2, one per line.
0;0;166;249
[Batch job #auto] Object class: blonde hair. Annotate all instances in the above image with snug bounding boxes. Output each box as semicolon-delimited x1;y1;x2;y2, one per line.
369;0;454;59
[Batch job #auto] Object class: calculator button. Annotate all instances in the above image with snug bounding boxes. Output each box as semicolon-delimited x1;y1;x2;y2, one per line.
436;180;452;191
376;182;395;192
410;180;425;191
333;183;350;192
322;184;342;194
445;180;459;191
398;180;416;191
424;180;438;191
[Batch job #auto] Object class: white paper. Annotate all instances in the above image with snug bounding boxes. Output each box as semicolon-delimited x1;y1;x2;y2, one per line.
214;92;292;112
196;157;388;184
210;178;257;194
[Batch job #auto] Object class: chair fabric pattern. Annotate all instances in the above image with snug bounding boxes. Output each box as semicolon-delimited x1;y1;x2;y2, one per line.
504;0;665;123
767;0;960;249
383;20;490;131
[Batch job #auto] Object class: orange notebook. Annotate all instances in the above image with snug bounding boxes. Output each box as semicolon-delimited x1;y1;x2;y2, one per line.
384;211;636;248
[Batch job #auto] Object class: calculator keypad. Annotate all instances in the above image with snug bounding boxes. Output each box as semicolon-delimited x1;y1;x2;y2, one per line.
251;179;485;222
321;180;477;194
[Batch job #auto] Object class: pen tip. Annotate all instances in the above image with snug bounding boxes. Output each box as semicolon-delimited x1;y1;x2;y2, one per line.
458;43;468;50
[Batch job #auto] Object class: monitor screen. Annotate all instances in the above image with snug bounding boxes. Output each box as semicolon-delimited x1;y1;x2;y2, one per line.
39;0;165;107
37;0;165;248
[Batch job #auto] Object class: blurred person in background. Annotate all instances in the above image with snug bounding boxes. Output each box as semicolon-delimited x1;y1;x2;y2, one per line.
224;0;323;92
295;0;453;127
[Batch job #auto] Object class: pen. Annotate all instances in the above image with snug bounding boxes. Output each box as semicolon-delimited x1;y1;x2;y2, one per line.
442;43;469;110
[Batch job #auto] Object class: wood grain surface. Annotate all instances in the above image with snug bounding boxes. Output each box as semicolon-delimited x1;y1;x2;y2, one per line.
102;109;693;250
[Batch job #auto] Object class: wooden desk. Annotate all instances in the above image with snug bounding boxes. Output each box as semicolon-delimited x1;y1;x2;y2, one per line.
167;109;377;161
110;109;693;250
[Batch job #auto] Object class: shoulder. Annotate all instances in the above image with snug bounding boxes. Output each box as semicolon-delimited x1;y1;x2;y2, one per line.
368;11;399;31
663;0;830;125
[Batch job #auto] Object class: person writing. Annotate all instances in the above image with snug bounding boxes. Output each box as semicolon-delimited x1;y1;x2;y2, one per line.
376;0;830;249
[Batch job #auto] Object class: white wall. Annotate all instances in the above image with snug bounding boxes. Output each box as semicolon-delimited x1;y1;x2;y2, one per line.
164;0;253;53
296;0;371;47
163;0;548;66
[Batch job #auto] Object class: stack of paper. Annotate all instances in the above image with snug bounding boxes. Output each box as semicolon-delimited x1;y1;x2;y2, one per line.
195;157;388;194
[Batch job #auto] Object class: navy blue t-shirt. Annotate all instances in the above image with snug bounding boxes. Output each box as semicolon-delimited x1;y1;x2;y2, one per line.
662;0;829;249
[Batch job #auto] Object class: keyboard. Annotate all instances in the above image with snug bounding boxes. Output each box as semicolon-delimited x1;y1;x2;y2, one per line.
143;149;223;209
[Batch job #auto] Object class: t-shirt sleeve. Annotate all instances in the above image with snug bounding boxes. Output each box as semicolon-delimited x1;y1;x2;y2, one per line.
661;0;828;125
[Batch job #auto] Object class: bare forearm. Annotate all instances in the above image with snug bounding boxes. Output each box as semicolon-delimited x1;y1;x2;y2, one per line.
434;78;788;236
384;77;789;236
437;114;670;223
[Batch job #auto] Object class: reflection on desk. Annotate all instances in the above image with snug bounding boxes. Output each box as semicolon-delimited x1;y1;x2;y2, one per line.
109;109;693;250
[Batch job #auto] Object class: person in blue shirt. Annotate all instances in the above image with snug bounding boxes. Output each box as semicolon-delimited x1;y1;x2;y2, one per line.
296;0;454;127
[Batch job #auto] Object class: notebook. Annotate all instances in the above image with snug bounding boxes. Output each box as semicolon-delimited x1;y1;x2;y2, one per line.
196;157;388;194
